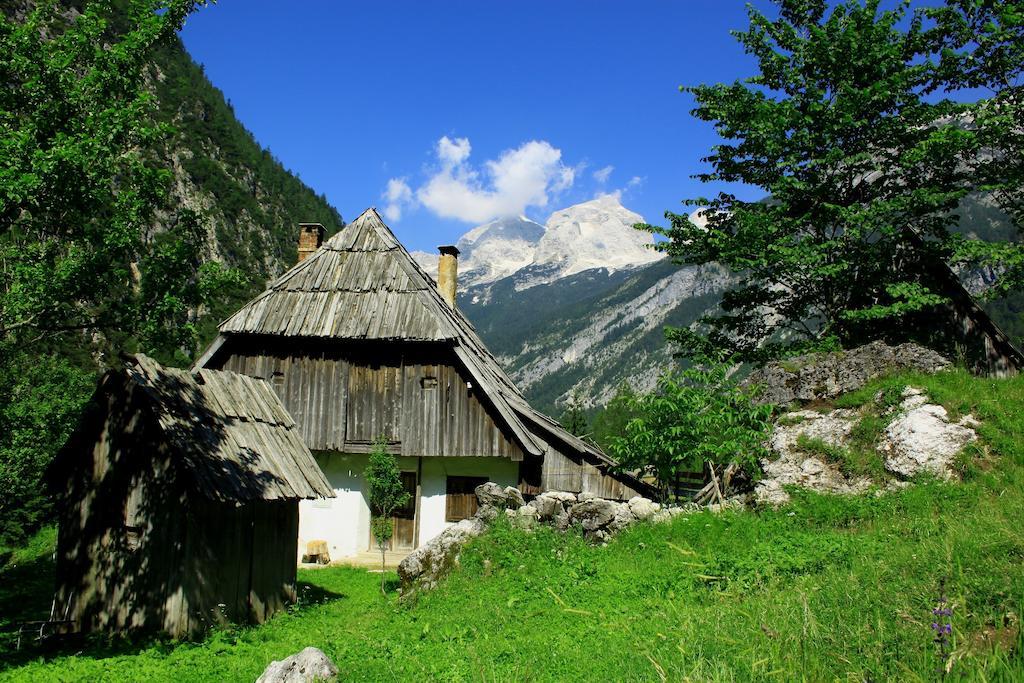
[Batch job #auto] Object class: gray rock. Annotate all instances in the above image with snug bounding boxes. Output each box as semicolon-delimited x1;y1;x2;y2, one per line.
511;505;539;529
256;647;338;683
475;482;510;507
568;498;618;534
608;502;636;532
475;504;499;523
504;486;526;509
880;390;978;479
757;407;873;506
553;510;572;531
399;517;485;592
577;491;598;502
543;491;578;504
528;495;562;521
627;496;660;521
745;341;950;406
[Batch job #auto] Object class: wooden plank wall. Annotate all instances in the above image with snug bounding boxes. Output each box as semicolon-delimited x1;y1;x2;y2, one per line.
53;382;193;637
248;501;299;623
218;340;524;459
542;448;643;501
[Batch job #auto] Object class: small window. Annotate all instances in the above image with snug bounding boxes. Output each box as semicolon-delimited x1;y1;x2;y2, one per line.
123;481;144;551
445;476;488;522
421;376;438;389
271;371;285;391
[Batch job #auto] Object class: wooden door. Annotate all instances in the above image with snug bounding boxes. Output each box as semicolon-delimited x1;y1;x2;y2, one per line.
370;471;418;551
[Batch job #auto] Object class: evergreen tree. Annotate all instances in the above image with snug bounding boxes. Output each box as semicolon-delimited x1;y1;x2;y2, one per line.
558;390;589;438
591;383;639;453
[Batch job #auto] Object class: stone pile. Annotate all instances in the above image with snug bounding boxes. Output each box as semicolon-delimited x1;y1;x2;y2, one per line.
397;483;702;593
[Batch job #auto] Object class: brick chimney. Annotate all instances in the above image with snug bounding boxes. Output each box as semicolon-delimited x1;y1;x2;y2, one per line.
297;223;326;263
437;245;460;308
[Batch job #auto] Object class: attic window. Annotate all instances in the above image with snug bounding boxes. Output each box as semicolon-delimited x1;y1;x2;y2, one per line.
271;371;285;390
421;377;438;389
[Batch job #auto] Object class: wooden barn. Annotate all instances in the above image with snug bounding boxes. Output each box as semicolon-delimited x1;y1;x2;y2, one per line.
195;208;653;563
902;227;1024;377
48;354;334;637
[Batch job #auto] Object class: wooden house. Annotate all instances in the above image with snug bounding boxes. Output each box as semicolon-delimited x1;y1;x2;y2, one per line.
48;354;334;637
195;209;652;562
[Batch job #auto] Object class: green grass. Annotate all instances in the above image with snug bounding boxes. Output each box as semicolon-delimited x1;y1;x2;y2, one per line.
2;369;1024;680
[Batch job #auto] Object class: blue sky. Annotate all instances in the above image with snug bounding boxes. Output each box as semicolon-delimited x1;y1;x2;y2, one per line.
178;1;767;251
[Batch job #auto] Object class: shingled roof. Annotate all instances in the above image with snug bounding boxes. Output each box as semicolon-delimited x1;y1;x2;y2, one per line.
107;354;334;502
220;211;453;341
207;208;632;477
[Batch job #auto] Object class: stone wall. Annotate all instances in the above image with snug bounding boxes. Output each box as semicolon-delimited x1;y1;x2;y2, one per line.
397;483;723;594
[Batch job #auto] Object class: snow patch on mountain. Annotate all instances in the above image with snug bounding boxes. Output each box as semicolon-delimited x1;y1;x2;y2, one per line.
412;196;664;289
533;195;663;280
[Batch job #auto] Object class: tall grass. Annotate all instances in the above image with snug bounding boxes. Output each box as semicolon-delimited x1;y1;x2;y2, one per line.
2;369;1023;681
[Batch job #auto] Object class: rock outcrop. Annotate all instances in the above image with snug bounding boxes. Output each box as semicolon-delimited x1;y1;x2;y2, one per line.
745;341;951;406
757;384;979;505
256;647;338;683
879;388;978;480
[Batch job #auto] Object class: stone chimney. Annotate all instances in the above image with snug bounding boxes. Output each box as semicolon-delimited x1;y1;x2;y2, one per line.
437;245;460;308
297;223;326;263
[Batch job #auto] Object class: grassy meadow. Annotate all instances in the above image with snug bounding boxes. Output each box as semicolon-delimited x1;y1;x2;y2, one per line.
2;369;1024;681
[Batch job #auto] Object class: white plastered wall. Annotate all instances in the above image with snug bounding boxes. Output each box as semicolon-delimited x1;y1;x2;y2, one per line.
298;454;518;563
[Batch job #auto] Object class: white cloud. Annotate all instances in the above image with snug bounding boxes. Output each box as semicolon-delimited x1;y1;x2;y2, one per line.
436;136;471;167
593;165;614;184
382;177;413;222
413;137;576;224
627;175;645;188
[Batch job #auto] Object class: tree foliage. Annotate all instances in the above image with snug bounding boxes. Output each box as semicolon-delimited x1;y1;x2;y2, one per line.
558;390;589;438
924;0;1024;298
643;0;979;361
0;0;242;540
0;0;237;361
0;351;93;542
364;440;411;592
590;382;639;453
607;357;774;501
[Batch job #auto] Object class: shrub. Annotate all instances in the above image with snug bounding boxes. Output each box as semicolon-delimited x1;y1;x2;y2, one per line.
608;356;774;499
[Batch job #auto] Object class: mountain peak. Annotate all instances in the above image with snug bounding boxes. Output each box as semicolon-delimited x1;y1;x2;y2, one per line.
534;196;662;280
412;196;664;288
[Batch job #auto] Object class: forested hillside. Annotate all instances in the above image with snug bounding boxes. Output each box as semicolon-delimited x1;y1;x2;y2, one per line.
149;37;343;278
0;2;344;542
147;33;344;337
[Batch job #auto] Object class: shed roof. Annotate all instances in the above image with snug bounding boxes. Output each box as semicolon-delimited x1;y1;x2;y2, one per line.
208;209;640;486
123;354;334;502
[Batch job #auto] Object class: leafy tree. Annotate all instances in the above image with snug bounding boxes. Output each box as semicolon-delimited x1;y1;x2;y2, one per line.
365;440;411;593
558;390;589;437
0;0;236;360
608;357;774;501
590;382;639;453
0;352;93;542
924;1;1024;298
643;0;974;361
0;0;245;540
